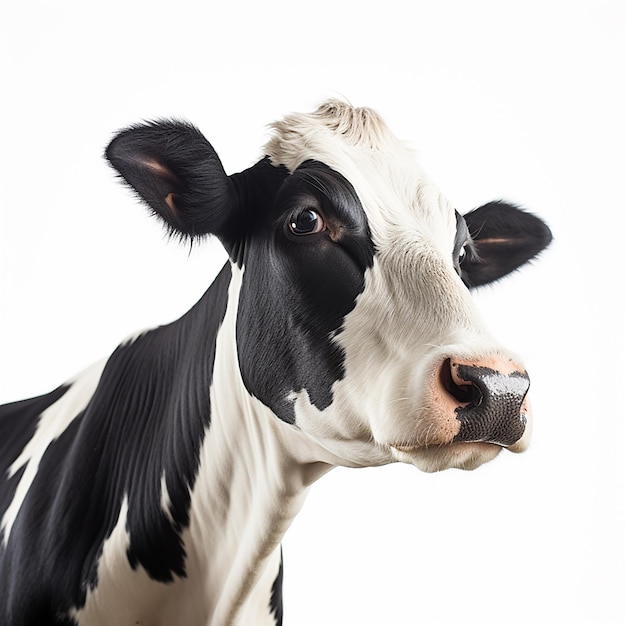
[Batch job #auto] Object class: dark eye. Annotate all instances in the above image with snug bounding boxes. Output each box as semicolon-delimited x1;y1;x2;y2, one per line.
288;208;325;235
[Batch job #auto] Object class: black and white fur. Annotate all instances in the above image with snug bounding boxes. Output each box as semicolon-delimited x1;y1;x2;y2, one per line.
0;101;552;625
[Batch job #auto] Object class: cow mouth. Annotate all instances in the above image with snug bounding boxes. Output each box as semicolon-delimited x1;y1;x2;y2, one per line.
391;441;500;453
389;441;505;473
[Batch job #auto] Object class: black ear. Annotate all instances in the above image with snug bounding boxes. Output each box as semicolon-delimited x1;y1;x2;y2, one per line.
461;201;552;287
106;120;237;240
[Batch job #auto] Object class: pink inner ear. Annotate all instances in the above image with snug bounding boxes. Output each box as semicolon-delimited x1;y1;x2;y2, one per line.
140;158;181;214
141;158;181;184
142;158;171;177
164;192;178;214
475;237;511;244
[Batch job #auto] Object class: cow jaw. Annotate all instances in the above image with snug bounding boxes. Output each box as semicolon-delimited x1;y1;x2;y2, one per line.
390;442;503;473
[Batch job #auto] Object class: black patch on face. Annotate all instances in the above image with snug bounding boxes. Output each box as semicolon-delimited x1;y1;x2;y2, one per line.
0;264;232;623
236;161;375;423
452;364;530;446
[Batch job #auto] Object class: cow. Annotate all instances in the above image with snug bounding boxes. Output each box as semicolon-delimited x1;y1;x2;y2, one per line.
0;100;552;625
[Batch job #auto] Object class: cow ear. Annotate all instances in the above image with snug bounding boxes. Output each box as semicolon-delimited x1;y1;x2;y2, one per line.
106;120;236;240
461;201;552;287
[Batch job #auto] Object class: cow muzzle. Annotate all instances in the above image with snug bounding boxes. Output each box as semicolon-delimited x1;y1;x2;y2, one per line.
439;357;530;448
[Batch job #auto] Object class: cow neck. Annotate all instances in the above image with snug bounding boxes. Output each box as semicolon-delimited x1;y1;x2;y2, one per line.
183;262;335;625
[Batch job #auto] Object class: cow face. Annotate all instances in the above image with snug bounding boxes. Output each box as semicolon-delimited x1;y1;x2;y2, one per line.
107;100;551;473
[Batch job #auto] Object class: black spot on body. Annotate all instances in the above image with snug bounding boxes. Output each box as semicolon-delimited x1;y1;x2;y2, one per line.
0;264;232;623
0;384;71;545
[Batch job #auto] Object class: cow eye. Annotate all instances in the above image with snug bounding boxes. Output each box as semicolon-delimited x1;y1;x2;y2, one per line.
458;245;467;263
288;208;325;235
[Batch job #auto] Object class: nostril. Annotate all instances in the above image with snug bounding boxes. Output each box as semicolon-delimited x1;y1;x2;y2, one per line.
440;358;483;406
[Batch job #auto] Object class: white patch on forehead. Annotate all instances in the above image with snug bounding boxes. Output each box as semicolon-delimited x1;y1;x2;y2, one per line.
1;359;107;546
265;99;398;168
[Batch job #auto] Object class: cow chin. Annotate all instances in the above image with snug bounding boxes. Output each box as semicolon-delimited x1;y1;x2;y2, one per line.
390;441;504;473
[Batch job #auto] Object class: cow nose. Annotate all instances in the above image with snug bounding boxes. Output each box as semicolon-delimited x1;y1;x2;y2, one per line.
440;358;531;447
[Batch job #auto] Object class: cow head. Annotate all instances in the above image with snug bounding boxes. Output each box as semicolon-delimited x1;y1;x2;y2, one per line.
106;100;551;473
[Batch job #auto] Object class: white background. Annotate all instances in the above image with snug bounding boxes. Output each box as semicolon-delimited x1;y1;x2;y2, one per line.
1;1;624;624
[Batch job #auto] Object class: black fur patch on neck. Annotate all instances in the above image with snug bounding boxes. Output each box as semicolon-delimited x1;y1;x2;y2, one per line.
0;264;232;622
